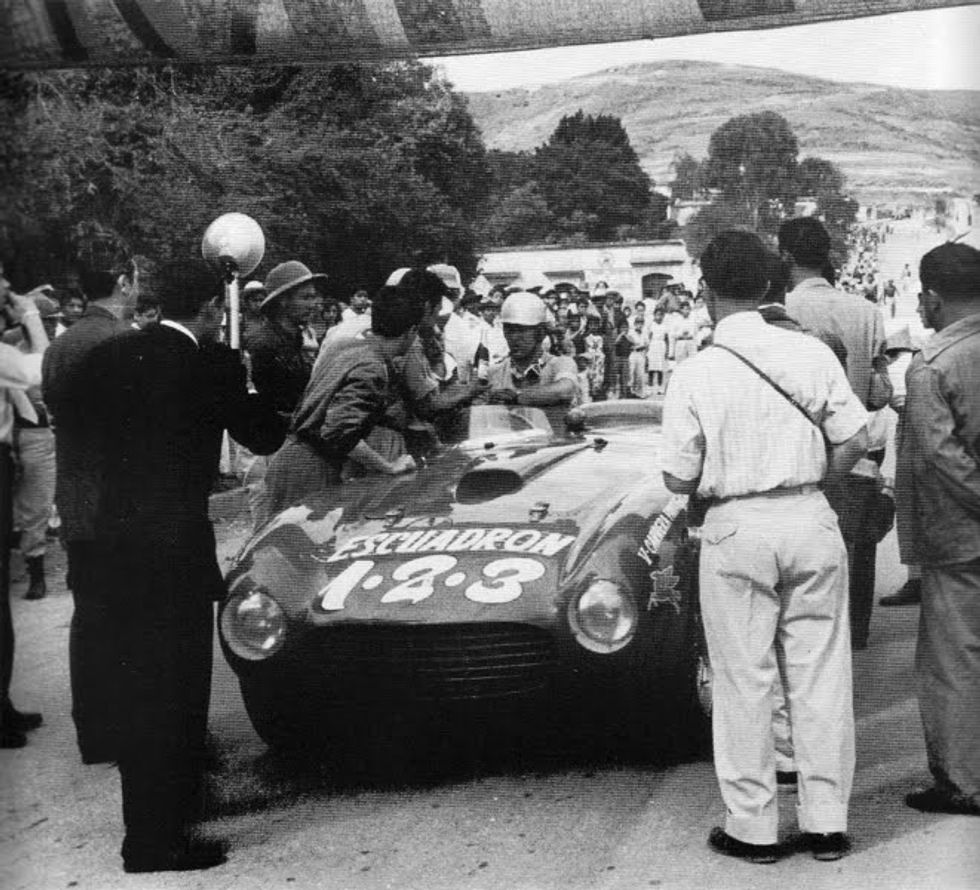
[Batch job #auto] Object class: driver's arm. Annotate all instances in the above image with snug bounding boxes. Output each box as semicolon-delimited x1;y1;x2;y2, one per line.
516;377;576;407
516;354;578;407
415;378;485;418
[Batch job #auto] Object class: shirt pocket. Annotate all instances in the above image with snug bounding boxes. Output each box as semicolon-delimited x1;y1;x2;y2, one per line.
702;521;738;546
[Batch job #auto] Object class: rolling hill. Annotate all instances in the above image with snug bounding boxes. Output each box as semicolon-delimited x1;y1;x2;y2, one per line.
462;61;980;200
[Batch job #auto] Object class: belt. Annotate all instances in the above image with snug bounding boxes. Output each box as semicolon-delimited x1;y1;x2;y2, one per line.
708;483;821;506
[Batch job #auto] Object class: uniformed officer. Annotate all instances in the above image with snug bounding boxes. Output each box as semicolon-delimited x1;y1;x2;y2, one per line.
660;231;868;864
484;291;579;431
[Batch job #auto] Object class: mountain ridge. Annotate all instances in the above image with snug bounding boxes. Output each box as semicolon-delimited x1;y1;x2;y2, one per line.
461;60;980;198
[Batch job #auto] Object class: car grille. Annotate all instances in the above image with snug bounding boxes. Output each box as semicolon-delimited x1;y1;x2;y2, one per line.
306;623;558;703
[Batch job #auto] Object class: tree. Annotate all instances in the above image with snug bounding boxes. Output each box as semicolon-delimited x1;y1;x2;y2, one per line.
671;152;704;202
704;110;799;224
682;199;761;262
484;183;556;246
534;111;652;241
797;157;846;198
0;62;490;294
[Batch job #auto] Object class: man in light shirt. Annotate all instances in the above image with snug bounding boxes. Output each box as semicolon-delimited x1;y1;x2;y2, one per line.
661;231;867;864
0;264;50;748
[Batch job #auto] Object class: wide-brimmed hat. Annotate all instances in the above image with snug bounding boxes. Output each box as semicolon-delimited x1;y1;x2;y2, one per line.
262;261;326;308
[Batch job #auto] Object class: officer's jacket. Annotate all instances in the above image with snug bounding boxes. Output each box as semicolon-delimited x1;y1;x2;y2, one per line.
897;311;980;566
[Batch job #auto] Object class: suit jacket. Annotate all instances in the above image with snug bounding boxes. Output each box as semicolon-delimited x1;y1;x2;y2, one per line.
88;324;284;596
42;306;132;541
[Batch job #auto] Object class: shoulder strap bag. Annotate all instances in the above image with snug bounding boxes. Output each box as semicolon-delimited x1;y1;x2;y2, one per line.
711;343;828;444
712;343;895;542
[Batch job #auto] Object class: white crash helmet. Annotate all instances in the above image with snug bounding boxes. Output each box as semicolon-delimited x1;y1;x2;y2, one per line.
500;291;547;326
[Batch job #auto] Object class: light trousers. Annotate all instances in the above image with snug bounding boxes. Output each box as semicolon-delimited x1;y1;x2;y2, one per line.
700;490;854;844
13;427;56;558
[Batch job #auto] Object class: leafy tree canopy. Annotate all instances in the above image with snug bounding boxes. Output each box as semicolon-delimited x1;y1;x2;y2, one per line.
534;111;652;241
680;112;856;265
0;62;489;296
481;111;667;246
705;110;799;212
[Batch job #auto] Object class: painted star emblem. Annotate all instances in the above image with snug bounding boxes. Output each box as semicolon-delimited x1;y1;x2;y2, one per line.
647;565;682;614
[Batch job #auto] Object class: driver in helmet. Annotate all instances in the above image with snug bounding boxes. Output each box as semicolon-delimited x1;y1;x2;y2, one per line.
485;291;579;429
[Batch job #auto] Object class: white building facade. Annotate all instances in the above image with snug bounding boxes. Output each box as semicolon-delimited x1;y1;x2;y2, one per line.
478;240;696;303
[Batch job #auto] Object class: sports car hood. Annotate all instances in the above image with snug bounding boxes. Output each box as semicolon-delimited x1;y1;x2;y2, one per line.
229;430;677;628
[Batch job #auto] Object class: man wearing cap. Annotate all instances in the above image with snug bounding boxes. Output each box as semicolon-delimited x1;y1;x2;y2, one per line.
485;291;579;431
43;253;139;763
398;287;489;450
240;279;267;345
429;264;477;383
249;260;326;421
879;325;922;607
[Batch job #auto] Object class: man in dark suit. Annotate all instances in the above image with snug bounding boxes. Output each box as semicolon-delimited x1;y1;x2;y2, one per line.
42;255;139;764
87;260;284;873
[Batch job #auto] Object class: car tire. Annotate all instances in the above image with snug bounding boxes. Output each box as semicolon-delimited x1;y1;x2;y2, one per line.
620;609;712;764
240;681;317;752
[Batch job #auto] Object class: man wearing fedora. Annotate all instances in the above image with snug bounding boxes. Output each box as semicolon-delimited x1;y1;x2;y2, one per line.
248;260;327;422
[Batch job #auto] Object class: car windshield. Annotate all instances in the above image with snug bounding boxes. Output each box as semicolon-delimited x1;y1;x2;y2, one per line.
443;405;554;449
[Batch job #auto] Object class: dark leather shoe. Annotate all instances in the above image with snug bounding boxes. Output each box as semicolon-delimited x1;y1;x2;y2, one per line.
3;704;42;732
805;832;851;861
81;751;116;766
123;839;228;874
708;827;780;864
906;788;980;816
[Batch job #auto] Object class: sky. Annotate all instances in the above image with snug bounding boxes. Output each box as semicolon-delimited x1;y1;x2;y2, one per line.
433;7;980;93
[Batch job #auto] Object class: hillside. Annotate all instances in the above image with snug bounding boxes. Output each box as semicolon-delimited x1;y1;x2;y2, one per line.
462;61;980;199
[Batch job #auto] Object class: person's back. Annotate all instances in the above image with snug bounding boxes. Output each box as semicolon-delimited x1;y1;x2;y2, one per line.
779;217;885;408
44;307;130;534
91;327;231;541
662;230;867;865
785;281;882;404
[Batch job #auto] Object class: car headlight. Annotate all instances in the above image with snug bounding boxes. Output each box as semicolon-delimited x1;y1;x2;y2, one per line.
221;586;286;661
569;580;638;654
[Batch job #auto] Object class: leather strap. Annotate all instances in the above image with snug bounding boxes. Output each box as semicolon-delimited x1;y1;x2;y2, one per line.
712;343;829;445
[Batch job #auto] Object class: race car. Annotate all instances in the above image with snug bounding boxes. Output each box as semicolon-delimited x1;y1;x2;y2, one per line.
219;400;711;759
